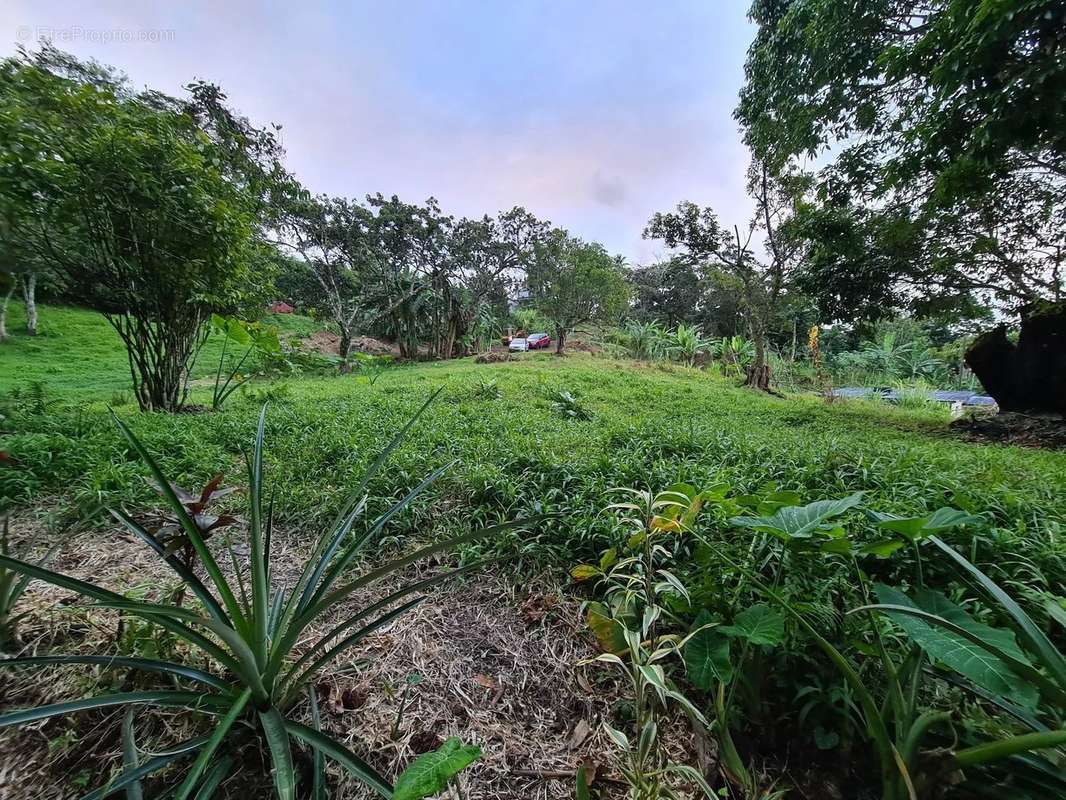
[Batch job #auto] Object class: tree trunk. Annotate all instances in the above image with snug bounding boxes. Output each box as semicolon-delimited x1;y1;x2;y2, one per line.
0;280;13;342
337;327;352;360
744;317;774;392
109;310;207;412
22;273;37;335
555;326;566;355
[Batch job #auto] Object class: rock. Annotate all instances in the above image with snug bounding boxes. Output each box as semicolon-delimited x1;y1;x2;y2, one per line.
965;303;1066;416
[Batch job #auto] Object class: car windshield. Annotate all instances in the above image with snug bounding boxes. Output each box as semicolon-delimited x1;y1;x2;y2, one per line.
530;333;546;339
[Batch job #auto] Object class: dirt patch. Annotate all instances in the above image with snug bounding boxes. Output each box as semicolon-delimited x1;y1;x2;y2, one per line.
474;352;511;364
950;411;1066;449
300;332;398;358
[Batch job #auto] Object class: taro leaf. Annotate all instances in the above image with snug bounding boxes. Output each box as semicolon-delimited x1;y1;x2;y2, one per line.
860;538;907;558
719;604;785;646
392;737;481;800
210;314;252;346
871;507;984;541
730;492;863;540
874;584;1039;708
586;602;626;654
684;618;732;691
755;490;803;515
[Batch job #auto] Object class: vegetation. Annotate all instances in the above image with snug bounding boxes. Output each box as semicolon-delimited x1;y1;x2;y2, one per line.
0;46;288;412
1;8;1065;795
525;231;629;355
0;396;515;797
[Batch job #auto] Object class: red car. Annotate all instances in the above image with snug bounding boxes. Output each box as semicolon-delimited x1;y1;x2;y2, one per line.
526;332;551;350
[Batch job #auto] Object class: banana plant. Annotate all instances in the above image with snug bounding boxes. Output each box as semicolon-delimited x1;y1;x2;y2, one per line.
0;392;541;798
666;324;715;367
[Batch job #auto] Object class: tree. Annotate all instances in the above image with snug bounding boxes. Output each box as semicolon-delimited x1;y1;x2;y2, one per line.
738;0;1066;317
526;232;627;354
644;161;800;391
280;194;378;359
0;271;13;342
0;46;287;411
627;258;704;329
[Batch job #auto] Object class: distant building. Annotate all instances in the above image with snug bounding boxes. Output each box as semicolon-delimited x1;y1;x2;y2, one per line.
268;301;294;314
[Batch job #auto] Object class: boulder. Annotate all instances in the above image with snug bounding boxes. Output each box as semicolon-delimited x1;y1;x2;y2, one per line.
965;303;1066;416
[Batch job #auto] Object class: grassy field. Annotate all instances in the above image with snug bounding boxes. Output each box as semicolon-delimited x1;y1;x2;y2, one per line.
3;303;1064;570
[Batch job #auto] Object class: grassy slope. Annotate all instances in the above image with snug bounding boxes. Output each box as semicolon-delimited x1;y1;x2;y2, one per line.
0;301;322;396
2;305;1064;575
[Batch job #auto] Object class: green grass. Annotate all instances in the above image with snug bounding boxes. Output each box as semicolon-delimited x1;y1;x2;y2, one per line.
2;305;1064;583
0;301;325;396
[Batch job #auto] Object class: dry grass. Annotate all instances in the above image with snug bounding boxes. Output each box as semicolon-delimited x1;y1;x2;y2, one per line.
0;506;708;799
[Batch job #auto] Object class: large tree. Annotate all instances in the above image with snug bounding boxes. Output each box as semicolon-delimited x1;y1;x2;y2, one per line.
0;46;287;410
738;0;1066;317
526;231;628;354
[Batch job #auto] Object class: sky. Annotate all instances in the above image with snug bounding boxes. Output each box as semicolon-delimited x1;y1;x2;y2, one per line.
1;1;757;264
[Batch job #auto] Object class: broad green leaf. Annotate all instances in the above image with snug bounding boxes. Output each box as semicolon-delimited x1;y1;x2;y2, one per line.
874;585;1038;708
719;604;785;646
756;490;803;515
929;536;1066;693
684;625;732;691
872;507;983;541
860;538;907;558
730;492;863;540
393;737;481;800
599;548;617;570
587;602;626;654
210;313;252;345
571;564;601;582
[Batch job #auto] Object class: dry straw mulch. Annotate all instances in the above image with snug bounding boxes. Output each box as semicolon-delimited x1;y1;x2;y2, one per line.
0;507;688;799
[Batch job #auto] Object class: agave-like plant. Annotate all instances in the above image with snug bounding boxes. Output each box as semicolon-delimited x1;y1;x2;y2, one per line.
0;392;537;798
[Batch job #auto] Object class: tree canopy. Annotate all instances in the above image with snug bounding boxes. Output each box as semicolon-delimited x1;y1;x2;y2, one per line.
526;232;628;354
739;0;1066;319
0;44;288;409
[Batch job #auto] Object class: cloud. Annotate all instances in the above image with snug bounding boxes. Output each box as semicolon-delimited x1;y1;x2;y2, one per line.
590;171;628;209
